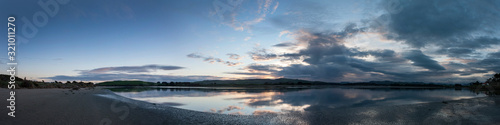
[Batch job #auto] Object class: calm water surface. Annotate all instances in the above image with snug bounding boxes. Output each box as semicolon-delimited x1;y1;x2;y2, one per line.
109;87;486;115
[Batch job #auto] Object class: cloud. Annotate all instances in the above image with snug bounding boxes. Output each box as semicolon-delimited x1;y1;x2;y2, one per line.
186;53;203;58
430;37;500;58
272;42;296;47
42;64;221;82
244;37;251;41
224;72;269;76
258;0;273;14
211;105;243;113
213;0;500;83
269;1;339;31
230;63;281;77
206;0;498;83
277;64;355;81
78;64;184;74
44;73;222;82
187;53;242;66
285;24;364;65
436;48;476;58
468;51;500;73
227;53;242;60
271;1;279;14
244;63;280;73
470;59;500;73
210;0;279;31
252;110;277;115
402;50;446;71
248;47;279;61
253;26;484;83
487;51;500;58
270;26;371;81
351;49;406;63
373;0;500;58
258;0;499;83
279;30;291;37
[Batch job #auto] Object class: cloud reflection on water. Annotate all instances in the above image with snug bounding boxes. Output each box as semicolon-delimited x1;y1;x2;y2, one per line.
112;87;485;115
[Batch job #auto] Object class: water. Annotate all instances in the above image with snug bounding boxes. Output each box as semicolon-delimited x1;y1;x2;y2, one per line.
108;86;486;115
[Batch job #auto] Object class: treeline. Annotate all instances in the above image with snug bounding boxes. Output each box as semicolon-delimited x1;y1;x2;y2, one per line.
96;79;327;86
469;73;500;95
156;81;200;86
342;81;449;87
262;81;326;85
0;74;95;89
194;78;329;85
96;81;201;86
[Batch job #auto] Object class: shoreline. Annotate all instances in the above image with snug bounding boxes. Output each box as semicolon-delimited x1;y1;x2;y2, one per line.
1;88;499;125
98;85;463;90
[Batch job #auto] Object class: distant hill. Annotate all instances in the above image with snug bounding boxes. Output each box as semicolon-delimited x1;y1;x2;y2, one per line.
194;78;331;85
0;74;24;88
0;74;95;89
94;78;457;87
96;81;157;86
0;74;23;82
1;73;465;88
95;78;331;86
343;81;446;87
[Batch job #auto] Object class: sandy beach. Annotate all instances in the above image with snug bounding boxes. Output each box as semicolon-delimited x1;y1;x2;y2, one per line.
0;88;499;125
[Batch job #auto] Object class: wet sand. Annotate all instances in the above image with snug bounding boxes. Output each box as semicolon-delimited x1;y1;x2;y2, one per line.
0;88;499;125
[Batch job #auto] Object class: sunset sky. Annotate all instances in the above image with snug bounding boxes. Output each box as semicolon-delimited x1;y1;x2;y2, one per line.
1;0;500;83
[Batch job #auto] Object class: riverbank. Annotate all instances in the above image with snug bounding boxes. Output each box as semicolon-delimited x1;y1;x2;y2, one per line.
0;88;498;125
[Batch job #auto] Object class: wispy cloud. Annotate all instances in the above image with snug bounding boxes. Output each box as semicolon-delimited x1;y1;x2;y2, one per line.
187;53;242;66
210;105;244;114
248;47;278;61
224;72;269;76
77;64;184;74
44;73;222;82
279;30;291;37
244;37;252;41
43;64;223;82
227;53;242;60
270;1;279;14
210;0;279;31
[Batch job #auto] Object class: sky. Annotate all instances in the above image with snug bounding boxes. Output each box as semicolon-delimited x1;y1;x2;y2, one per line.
1;0;499;83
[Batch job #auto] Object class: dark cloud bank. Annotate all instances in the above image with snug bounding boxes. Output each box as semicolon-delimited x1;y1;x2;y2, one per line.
246;0;500;83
